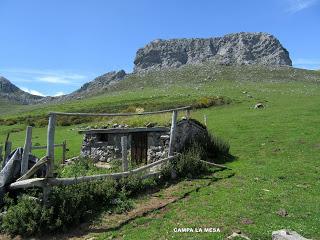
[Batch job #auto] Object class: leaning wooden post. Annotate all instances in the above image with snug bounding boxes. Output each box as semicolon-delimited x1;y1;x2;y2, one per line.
168;110;178;179
46;113;56;177
3;133;11;162
21;126;33;175
4;141;12;162
62;140;66;164
121;135;128;171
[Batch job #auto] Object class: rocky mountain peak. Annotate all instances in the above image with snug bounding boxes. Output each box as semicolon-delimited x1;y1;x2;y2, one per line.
0;76;44;104
133;32;292;73
0;76;20;93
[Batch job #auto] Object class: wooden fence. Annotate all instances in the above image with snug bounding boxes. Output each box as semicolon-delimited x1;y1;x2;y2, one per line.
9;106;192;201
31;141;67;164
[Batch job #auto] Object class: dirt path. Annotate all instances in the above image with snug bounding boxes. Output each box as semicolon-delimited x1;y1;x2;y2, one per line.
44;178;212;240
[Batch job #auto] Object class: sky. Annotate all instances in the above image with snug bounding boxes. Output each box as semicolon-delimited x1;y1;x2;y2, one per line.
0;0;319;96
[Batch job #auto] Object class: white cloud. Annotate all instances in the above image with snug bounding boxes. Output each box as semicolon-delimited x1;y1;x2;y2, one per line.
37;76;73;84
286;0;318;13
0;68;88;85
54;91;65;96
0;67;98;96
21;87;45;96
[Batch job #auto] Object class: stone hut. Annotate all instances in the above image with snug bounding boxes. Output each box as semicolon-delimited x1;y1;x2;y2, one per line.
79;119;208;165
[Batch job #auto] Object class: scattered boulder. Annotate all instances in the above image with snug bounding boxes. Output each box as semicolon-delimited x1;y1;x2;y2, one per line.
227;231;251;240
276;208;288;217
272;229;311;240
254;103;264;109
146;122;157;128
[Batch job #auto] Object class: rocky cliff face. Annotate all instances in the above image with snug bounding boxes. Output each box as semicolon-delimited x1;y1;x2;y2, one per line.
134;32;292;72
0;76;44;104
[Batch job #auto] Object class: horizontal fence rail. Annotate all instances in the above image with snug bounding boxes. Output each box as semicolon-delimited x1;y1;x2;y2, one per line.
49;106;191;117
10;155;177;190
31;144;65;150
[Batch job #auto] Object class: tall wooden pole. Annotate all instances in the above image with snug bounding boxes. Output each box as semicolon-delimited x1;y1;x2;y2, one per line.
168;110;178;179
121;135;128;171
21;126;32;175
168;110;178;157
46;114;56;178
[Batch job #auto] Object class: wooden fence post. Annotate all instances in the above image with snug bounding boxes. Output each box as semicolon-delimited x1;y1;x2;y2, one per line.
168;110;178;179
204;114;207;127
21;126;33;175
168;110;178;157
46;114;56;178
121;135;128;171
185;109;191;120
62;140;66;164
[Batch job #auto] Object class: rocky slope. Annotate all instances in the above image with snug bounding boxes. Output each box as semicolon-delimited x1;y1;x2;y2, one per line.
134;32;292;72
56;70;126;101
0;76;44;104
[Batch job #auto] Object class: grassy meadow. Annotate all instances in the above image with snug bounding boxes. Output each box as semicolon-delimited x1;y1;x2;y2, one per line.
0;64;319;239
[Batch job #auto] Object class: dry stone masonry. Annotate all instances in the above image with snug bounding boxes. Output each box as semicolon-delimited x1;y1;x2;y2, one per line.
80;119;208;164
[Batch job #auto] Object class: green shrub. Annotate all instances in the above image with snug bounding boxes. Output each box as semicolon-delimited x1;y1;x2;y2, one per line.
57;158;112;177
183;132;231;164
1;196;52;236
192;96;231;109
118;175;158;196
1;179;126;236
176;147;208;178
161;146;208;179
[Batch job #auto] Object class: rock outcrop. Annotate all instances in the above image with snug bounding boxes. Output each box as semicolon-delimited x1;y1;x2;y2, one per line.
134;32;292;72
57;70;126;101
76;70;126;94
272;229;310;240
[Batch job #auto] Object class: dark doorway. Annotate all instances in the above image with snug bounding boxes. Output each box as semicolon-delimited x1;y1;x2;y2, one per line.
131;132;148;165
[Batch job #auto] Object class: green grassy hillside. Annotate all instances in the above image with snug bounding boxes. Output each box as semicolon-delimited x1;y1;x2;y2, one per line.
0;64;319;239
0;64;319;119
